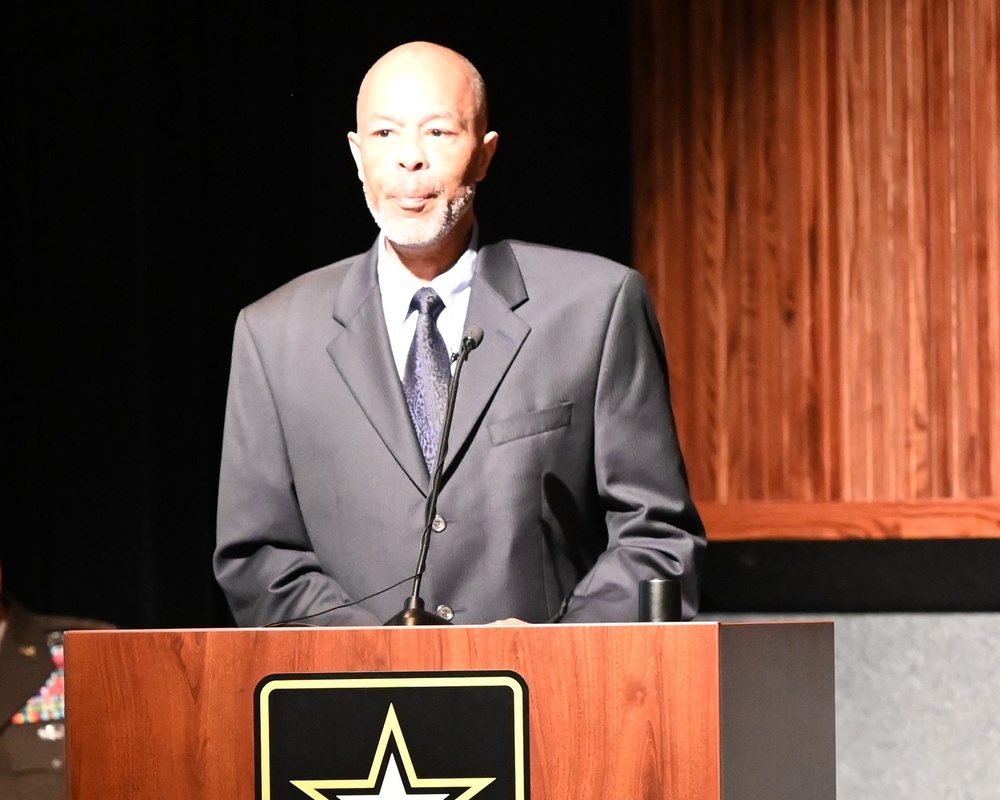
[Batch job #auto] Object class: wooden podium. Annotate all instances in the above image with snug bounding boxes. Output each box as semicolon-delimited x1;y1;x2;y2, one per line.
64;622;835;800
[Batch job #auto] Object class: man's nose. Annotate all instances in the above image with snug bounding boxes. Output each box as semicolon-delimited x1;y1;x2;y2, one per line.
396;133;427;171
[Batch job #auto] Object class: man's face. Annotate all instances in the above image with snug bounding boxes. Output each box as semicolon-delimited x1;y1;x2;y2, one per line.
348;49;497;249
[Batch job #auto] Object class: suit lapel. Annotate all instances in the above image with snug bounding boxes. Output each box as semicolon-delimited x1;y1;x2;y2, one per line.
442;241;530;473
0;604;55;733
326;243;430;491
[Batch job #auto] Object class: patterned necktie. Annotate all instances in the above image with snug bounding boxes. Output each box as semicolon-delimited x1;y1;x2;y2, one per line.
403;287;451;469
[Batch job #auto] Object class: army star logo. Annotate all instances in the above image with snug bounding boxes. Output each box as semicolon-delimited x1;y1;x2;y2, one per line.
290;704;494;800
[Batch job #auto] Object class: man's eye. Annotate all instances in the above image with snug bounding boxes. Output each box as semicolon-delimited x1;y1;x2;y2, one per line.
428;129;450;137
374;129;392;138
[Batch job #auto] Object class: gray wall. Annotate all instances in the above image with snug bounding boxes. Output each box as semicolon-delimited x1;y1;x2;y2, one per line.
708;614;1000;800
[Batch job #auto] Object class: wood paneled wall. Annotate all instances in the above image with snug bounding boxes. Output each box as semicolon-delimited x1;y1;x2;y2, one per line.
633;0;1000;539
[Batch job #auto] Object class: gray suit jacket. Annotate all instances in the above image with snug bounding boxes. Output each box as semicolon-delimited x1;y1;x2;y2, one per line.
215;239;705;626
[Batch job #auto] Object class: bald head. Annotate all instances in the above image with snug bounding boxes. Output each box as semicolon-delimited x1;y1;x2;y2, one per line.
347;41;498;274
357;42;489;136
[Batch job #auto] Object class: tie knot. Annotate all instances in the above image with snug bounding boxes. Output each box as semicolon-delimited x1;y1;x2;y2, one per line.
411;287;445;320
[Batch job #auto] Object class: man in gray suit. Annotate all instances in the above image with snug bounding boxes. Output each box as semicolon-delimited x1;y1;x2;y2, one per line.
214;41;705;627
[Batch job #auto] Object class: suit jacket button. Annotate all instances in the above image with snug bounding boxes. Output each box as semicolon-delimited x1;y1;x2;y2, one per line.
436;604;455;621
431;514;447;532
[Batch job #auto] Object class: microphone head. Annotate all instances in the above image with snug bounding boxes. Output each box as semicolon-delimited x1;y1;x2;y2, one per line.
463;325;485;350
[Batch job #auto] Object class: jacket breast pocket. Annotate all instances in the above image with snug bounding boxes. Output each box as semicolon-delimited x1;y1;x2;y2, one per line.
488;401;573;445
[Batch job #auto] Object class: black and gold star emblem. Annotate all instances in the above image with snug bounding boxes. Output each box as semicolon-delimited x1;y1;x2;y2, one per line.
290;704;493;800
255;672;528;800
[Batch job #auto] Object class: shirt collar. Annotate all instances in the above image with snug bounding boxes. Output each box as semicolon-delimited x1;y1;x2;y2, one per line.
376;227;479;325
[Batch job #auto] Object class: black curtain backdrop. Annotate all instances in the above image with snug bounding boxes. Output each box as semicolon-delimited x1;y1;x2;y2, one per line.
11;4;996;628
4;4;632;627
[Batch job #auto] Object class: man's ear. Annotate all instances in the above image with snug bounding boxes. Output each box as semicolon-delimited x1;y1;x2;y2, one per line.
347;132;364;181
475;131;499;182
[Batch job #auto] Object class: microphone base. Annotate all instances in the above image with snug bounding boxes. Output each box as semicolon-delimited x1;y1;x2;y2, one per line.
383;596;453;627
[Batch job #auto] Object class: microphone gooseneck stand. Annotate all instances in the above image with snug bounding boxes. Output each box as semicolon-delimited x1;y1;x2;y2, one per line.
384;325;484;626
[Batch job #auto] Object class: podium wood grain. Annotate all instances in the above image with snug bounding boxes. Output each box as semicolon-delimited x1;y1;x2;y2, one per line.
64;622;834;800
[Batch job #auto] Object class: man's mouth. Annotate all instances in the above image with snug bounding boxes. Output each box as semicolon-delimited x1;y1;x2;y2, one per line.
392;195;433;210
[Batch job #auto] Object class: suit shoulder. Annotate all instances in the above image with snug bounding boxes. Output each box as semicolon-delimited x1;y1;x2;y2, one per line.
503;240;625;269
504;240;634;283
243;251;365;320
500;240;643;299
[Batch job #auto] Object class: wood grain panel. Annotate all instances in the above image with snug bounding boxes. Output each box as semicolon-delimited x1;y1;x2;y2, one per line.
701;499;1000;540
633;0;1000;539
65;625;728;800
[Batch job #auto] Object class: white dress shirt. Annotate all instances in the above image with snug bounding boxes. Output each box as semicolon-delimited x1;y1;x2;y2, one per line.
376;234;478;380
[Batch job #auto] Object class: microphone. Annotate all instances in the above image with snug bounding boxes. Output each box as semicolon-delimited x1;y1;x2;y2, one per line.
461;325;485;351
384;325;484;626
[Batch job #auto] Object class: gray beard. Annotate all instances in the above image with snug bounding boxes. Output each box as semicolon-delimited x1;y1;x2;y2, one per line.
363;183;476;247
